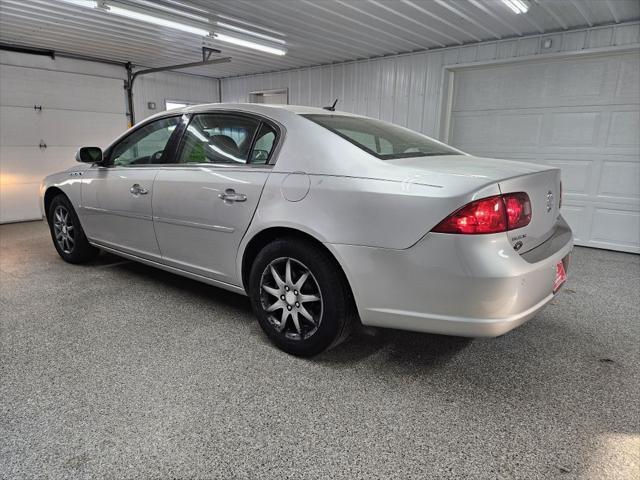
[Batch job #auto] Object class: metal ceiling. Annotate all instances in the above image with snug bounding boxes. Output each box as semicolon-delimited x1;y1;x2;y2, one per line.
0;0;639;78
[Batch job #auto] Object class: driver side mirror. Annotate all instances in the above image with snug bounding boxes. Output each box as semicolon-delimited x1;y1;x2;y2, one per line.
75;146;103;164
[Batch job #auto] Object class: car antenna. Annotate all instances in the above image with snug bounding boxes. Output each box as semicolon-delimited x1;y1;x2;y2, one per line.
323;98;338;111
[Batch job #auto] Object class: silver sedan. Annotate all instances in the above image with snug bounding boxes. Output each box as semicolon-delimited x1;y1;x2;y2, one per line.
41;104;573;356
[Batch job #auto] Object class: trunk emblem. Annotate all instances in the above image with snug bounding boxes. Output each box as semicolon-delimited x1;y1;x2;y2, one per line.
546;191;554;212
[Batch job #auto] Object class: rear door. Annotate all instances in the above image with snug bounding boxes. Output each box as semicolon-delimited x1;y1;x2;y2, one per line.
152;113;279;285
80;115;182;259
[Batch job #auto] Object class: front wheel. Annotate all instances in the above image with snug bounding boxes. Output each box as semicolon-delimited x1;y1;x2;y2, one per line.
249;238;355;356
47;194;99;263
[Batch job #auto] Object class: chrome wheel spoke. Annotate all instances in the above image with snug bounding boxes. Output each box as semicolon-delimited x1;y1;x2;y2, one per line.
291;310;302;334
279;308;290;331
67;235;75;245
298;304;315;324
262;284;280;297
299;293;320;303
270;265;285;288
266;299;285;312
285;258;293;285
293;272;309;291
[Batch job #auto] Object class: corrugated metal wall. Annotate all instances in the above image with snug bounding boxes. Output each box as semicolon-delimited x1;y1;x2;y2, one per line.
221;22;640;139
0;49;220;124
134;72;220;121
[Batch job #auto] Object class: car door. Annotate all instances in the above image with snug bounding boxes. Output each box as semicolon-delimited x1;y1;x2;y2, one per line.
79;115;183;260
152;112;280;285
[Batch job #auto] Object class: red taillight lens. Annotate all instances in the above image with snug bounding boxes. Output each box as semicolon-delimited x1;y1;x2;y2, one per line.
504;192;531;230
432;192;531;235
432;195;506;234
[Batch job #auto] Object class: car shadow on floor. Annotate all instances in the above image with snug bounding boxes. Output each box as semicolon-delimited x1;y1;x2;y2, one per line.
88;252;473;366
94;252;254;314
319;325;473;370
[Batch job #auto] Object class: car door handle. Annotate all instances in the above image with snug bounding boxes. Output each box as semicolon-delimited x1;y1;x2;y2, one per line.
218;188;247;203
130;184;149;195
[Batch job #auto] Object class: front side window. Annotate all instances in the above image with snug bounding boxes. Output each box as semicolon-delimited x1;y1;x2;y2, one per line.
110;116;180;166
178;114;260;164
303;114;460;160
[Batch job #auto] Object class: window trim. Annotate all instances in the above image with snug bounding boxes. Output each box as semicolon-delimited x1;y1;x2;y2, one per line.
103;113;186;167
171;111;283;168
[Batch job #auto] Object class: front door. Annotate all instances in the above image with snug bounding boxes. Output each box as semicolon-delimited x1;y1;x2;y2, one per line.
80;115;182;259
153;113;279;285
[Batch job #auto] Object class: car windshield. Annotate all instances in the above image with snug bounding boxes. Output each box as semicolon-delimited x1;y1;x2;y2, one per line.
302;114;461;160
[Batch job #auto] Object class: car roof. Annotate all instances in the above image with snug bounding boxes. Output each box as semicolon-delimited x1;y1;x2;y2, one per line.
158;102;357;118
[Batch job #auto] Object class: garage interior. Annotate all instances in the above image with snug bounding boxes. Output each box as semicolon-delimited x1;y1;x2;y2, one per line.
1;0;639;478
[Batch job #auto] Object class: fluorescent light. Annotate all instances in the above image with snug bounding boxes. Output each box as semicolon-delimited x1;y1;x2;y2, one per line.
213;33;286;55
58;0;97;7
107;5;211;36
128;0;210;23
501;0;530;14
216;22;286;45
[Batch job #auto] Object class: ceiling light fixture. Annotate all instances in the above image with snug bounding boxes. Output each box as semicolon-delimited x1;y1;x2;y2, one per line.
216;22;286;45
128;0;210;23
501;0;530;14
58;0;97;7
213;33;287;55
107;5;211;36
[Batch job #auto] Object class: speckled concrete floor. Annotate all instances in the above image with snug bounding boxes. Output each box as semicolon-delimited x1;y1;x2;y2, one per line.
1;220;638;479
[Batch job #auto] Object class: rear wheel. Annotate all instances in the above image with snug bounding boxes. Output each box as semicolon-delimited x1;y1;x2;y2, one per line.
47;194;99;263
249;238;355;356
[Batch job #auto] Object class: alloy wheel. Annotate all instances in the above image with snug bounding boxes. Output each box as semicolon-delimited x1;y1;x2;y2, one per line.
53;205;75;254
259;257;323;340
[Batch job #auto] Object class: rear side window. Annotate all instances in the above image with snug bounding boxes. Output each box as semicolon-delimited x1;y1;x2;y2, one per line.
303;114;460;160
178;113;260;164
250;123;277;164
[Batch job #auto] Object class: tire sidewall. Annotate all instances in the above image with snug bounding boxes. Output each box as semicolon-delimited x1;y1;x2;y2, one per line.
249;238;348;356
47;194;96;263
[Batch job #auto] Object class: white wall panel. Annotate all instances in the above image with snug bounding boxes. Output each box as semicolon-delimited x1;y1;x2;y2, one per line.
0;52;219;222
221;23;640;140
133;71;220;122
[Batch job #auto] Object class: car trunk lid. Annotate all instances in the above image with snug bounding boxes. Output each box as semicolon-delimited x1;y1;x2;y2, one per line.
385;155;561;252
498;168;561;253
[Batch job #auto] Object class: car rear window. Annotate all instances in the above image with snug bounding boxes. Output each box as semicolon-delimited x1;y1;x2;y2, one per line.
302;114;460;160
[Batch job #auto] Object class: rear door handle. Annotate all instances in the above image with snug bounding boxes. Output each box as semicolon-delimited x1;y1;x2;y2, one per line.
130;183;148;195
218;188;247;203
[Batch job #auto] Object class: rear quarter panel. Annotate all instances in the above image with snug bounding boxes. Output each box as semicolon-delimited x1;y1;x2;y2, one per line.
242;172;501;250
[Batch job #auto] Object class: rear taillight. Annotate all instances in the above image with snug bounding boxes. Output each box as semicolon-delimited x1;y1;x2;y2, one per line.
504;192;532;230
432;192;531;235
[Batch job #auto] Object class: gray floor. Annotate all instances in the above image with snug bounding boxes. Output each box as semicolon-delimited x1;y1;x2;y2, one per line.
1;221;638;479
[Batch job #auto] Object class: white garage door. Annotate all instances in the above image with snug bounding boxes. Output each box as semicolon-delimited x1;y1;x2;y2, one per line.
0;65;127;223
449;51;640;253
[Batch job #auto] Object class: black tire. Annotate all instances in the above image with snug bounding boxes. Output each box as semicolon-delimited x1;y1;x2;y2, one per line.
249;237;355;356
47;194;99;264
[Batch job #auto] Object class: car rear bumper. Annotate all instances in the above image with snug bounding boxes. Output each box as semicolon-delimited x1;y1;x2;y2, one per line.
329;216;573;337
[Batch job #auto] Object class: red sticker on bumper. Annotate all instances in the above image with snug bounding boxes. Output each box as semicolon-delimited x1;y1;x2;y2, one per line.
553;260;567;293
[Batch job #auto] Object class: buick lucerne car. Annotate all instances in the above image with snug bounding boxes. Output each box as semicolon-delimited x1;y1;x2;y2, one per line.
41;104;573;356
